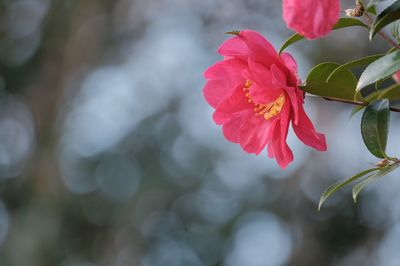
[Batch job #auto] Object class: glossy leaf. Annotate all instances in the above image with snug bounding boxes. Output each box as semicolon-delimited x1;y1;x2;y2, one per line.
386;47;399;54
361;99;390;158
353;162;400;202
351;105;366;118
279;18;369;54
374;76;391;90
367;5;377;15
372;48;399;89
370;0;400;39
326;54;384;82
366;83;400;102
302;63;358;100
318;168;380;210
367;0;389;8
357;50;400;91
350;83;400;117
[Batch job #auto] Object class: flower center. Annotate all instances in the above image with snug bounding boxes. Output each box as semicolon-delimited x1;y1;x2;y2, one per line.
243;80;285;120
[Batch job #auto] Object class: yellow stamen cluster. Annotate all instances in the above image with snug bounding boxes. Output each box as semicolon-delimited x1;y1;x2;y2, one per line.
243;80;285;120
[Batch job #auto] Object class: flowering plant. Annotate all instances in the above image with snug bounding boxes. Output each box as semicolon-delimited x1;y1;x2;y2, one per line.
203;0;400;209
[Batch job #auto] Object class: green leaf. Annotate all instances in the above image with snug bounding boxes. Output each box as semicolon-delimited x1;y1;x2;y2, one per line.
370;0;400;39
372;47;399;90
318;168;380;210
279;18;369;54
374;76;391;90
351;105;367;118
326;54;384;82
367;0;389;9
367;5;377;15
350;82;400;117
366;83;400;102
302;63;358;100
353;162;400;202
357;50;400;91
387;47;399;54
361;99;390;158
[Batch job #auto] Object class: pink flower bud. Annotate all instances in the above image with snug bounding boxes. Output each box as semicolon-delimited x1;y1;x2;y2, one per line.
393;71;400;83
283;0;340;39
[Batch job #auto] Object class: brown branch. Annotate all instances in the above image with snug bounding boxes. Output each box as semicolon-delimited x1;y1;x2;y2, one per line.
364;12;400;49
320;95;400;112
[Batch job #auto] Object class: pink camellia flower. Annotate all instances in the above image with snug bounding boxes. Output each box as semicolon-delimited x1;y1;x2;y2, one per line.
203;30;327;168
283;0;340;39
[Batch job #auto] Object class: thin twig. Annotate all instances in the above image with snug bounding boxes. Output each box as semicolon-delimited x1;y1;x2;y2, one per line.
310;95;400;112
364;12;400;49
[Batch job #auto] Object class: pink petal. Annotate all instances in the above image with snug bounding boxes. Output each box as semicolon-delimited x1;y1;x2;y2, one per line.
279;101;294;166
247;58;273;86
217;36;250;61
204;58;245;80
283;0;340;39
280;52;300;86
213;86;252;125
240;30;280;65
203;80;229;108
238;113;273;154
271;64;288;88
203;59;246;107
267;120;277;158
247;59;282;104
285;87;300;125
280;52;298;75
249;83;282;105
222;114;245;143
267;117;293;169
293;104;327;151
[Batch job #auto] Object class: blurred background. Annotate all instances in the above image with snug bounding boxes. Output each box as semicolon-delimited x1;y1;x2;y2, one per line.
1;0;400;265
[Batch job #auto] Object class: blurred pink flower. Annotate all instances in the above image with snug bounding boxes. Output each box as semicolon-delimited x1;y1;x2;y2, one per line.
393;71;400;83
203;30;327;169
283;0;340;39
